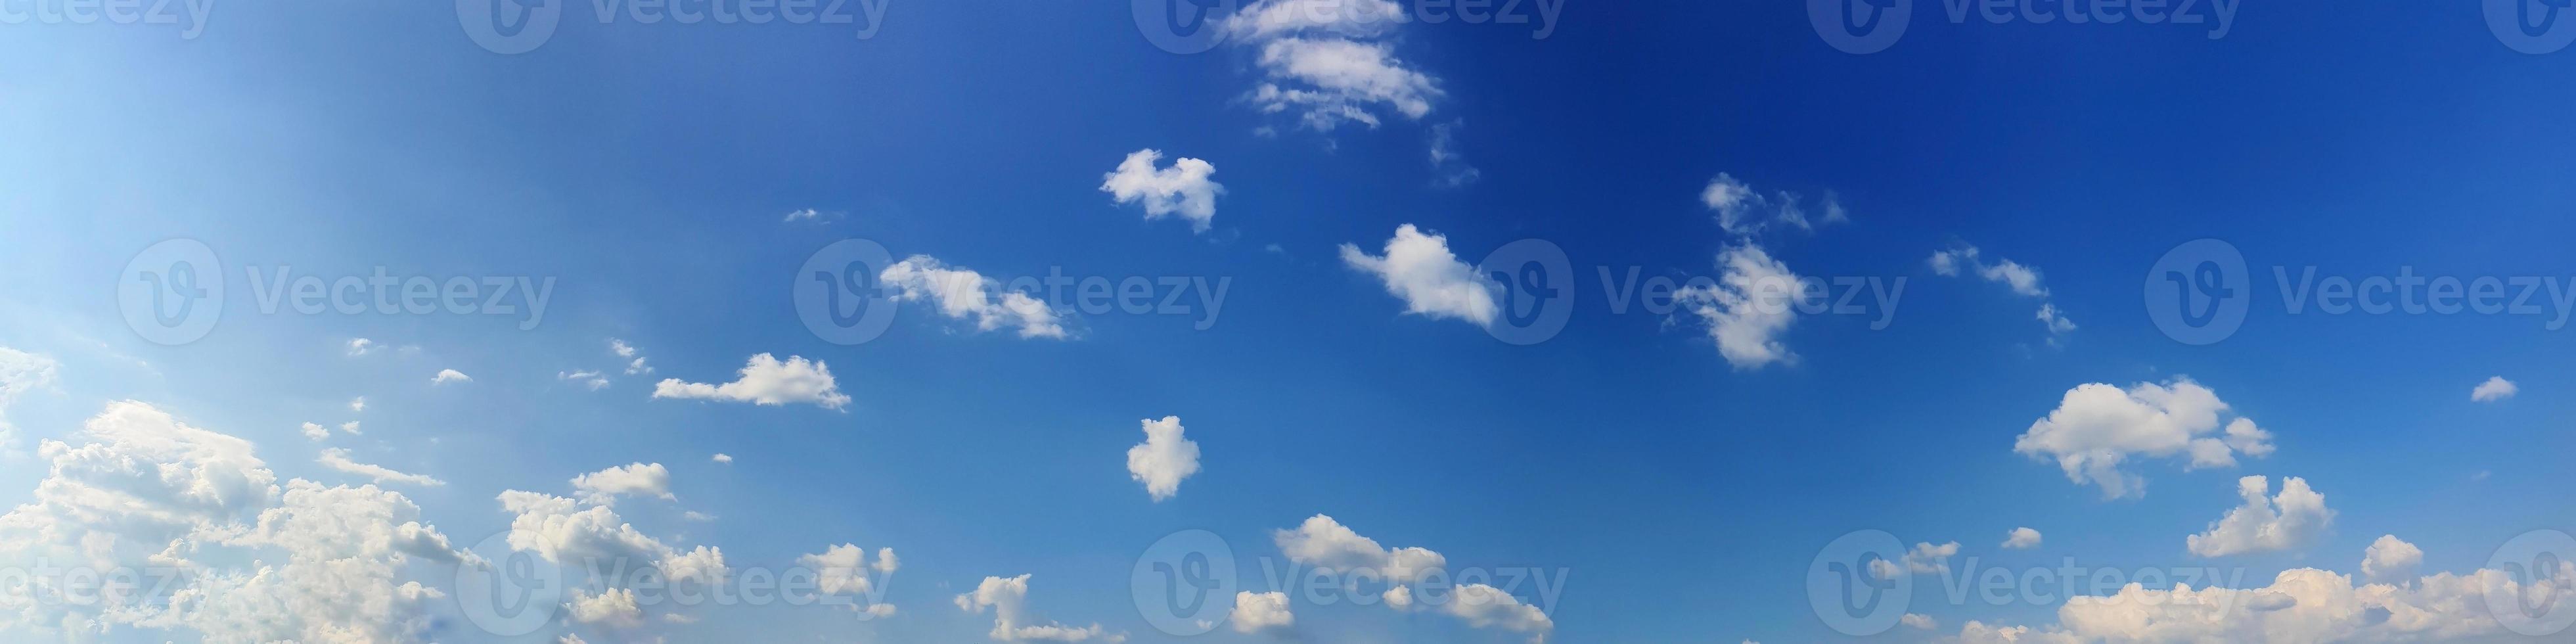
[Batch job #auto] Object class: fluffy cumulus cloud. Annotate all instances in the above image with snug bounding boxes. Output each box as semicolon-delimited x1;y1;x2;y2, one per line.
1125;416;1201;501
2361;534;2423;584
492;474;731;599
878;256;1072;339
1230;590;1294;635
1932;243;2075;340
566;587;644;627
0;401;468;643
2186;475;2335;558
955;574;1121;642
2470;376;2518;402
654;353;853;410
1675;244;1803;370
1340;223;1502;327
1100;149;1223;233
802;543;899;616
570;462;675;504
2002;527;2044;550
1274;515;1448;582
1223;0;1437;131
1873;541;1960;578
1272;515;1553;640
317;448;446;487
2012;379;2277;499
1702;173;1849;237
1948;541;2575;643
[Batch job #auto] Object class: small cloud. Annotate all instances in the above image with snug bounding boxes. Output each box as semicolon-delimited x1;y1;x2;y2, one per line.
345;338;378;357
2471;376;2518;403
712;453;733;464
317;448;445;487
782;208;837;223
349;396;367;413
558;370;610;391
431;369;472;385
653;353;851;410
1101;149;1224;233
2002;527;2043;549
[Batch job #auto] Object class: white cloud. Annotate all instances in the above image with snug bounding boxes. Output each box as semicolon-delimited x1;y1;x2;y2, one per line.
350;396;367;412
803;543;899;616
1125;416;1202;502
1441;583;1555;641
2012;379;2276;499
2471;376;2518;402
1222;0;1437;131
610;338;652;375
878;256;1072;339
712;453;733;464
2362;534;2423;584
570;462;674;504
558;369;610;390
654;353;853;410
1902;612;1939;630
494;489;727;586
1893;541;1960;576
0;347;60;453
1951;544;2572;643
431;369;472;385
318;448;446;487
302;421;332;441
346;338;378;356
1932;243;2073;340
2002;527;2043;550
1100;149;1224;233
1702;173;1851;236
1675;244;1803;370
1273;515;1447;582
0;401;468;642
2186;475;2334;557
1230;591;1294;635
955;574;1120;642
782;208;828;223
1428;120;1480;187
566;587;644;627
1340;223;1501;327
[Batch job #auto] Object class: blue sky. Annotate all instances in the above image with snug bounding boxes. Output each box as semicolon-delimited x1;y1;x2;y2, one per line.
2;1;2573;642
